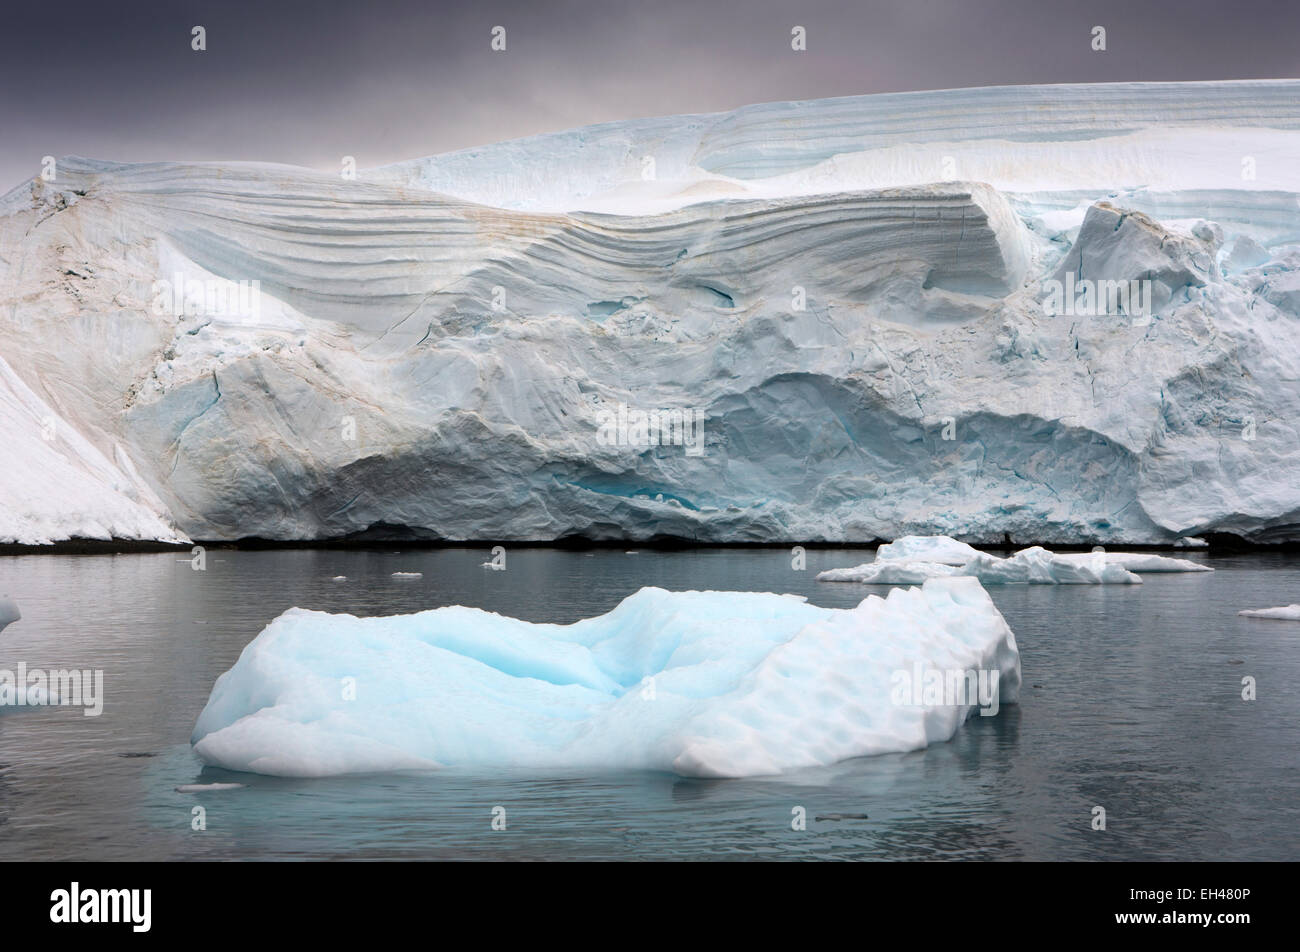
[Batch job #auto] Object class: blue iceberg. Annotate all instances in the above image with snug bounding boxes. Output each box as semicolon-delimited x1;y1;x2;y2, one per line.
192;579;1020;778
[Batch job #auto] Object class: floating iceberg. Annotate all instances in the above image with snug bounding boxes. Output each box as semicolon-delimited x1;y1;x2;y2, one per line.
963;548;1141;585
820;548;1140;585
191;579;1020;778
818;537;1216;584
874;536;985;565
1053;552;1212;573
1238;605;1300;620
0;595;18;633
817;560;961;584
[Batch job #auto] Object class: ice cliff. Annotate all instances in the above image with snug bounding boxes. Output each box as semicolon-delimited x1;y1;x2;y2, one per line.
2;80;1299;545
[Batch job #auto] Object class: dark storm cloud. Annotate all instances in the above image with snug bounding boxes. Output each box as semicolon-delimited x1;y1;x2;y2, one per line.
3;0;1298;190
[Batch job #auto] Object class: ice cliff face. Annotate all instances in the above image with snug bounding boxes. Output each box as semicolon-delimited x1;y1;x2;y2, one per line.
2;80;1299;545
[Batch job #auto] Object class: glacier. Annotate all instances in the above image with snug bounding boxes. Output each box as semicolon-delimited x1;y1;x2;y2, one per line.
2;80;1300;545
190;578;1021;778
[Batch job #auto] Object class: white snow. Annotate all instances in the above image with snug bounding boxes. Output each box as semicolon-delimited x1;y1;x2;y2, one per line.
875;536;985;565
818;560;961;584
191;579;1020;777
964;548;1142;585
819;546;1142;585
1054;552;1212;573
0;355;186;546
1238;605;1300;620
818;538;1213;584
3;81;1300;544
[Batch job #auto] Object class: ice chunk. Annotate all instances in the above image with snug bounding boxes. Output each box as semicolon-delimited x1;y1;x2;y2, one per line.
1239;605;1300;620
0;596;19;633
191;580;1020;778
966;548;1141;585
1054;552;1212;572
1224;236;1270;273
820;541;1147;585
817;560;959;584
874;536;985;565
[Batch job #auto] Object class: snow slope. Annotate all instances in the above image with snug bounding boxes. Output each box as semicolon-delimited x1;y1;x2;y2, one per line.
191;578;1021;777
3;81;1300;544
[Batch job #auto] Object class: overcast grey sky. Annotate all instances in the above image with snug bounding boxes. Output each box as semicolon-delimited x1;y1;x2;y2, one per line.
3;0;1298;190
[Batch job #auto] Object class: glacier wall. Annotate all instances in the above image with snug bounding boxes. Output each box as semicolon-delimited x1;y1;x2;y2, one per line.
2;80;1299;544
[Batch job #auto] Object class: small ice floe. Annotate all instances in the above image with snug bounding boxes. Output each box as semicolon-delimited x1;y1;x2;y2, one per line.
819;537;1215;585
1174;536;1209;548
1238;605;1300;621
875;535;983;565
331;576;348;581
625;551;639;554
819;548;1140;585
0;595;20;634
818;561;959;584
391;572;423;578
175;782;245;793
1054;552;1212;573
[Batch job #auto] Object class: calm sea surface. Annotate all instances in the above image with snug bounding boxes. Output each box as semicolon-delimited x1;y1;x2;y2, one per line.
0;546;1296;860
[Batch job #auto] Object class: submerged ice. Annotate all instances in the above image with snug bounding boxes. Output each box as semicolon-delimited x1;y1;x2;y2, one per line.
191;579;1021;778
1239;605;1300;620
0;595;18;633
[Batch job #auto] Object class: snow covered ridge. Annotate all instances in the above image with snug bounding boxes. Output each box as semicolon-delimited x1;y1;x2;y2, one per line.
190;579;1021;778
3;81;1300;544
